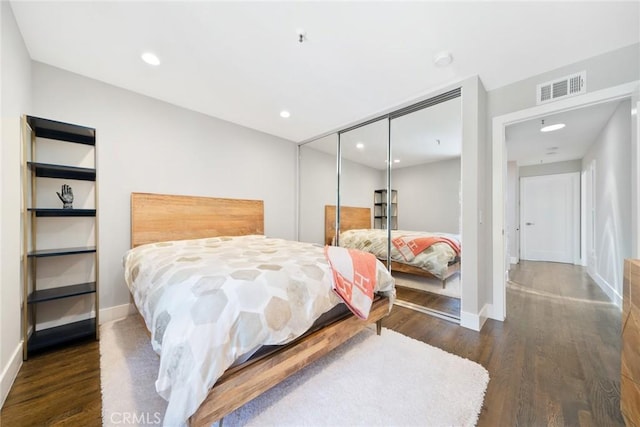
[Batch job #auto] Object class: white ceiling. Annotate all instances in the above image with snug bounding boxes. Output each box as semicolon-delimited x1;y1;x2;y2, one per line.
10;1;640;143
506;100;623;166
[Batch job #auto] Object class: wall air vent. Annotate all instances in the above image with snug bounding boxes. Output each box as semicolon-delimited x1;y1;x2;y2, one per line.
536;71;586;105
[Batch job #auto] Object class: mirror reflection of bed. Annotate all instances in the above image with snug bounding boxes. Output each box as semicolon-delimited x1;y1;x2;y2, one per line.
325;205;461;322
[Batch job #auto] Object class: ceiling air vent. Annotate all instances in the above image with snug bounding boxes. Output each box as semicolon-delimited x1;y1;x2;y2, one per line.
536;71;586;105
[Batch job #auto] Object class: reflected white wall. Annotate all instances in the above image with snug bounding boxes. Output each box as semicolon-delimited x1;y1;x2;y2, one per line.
392;157;461;233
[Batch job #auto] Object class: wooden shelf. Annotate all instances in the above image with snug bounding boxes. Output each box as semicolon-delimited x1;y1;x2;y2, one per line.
28;162;96;181
26;116;95;146
28;282;96;304
28;208;96;217
27;246;96;258
27;318;96;355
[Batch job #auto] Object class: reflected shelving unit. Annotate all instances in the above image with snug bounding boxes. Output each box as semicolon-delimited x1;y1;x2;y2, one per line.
373;189;397;230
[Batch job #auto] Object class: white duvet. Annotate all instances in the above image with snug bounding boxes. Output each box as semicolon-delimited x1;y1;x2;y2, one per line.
123;235;395;426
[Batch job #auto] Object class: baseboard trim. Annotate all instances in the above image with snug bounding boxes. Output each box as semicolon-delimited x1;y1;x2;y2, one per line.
460;304;490;331
486;301;505;321
589;271;623;309
0;341;23;409
100;303;136;324
479;303;492;327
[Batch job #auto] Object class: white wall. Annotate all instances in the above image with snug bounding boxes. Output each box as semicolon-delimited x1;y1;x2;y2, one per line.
31;62;298;316
0;0;31;407
340;159;384;223
392;157;461;234
582;99;632;306
299;139;337;244
519;159;582;178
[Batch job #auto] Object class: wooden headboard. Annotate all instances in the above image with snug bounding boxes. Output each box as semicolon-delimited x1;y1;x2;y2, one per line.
324;205;371;245
131;193;264;248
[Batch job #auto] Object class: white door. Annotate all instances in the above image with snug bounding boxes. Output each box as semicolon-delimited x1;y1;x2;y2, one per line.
520;172;580;263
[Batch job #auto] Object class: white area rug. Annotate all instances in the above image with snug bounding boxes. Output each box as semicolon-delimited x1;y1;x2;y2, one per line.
393;271;461;298
101;316;488;427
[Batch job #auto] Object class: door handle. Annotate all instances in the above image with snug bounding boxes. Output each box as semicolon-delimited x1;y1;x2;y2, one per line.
525;222;534;226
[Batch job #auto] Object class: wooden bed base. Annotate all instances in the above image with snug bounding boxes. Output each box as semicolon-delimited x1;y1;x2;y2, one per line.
190;298;387;426
130;193;390;426
389;259;460;289
325;204;460;288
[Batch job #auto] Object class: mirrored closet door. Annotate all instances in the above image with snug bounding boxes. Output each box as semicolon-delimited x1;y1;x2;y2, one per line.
388;91;462;321
336;118;390;265
298;88;464;324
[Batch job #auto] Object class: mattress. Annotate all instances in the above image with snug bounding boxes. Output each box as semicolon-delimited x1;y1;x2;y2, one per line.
123;234;395;425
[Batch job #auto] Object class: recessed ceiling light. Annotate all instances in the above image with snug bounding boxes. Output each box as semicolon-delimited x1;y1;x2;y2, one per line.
141;52;160;66
540;123;565;132
356;142;364;149
393;159;400;163
280;110;291;118
433;51;453;67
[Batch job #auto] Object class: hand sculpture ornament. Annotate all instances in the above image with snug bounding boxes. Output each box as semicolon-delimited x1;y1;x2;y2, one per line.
56;184;74;209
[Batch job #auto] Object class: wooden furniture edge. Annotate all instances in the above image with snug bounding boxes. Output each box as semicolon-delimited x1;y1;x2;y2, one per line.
621;259;640;425
131;192;264;248
189;297;390;426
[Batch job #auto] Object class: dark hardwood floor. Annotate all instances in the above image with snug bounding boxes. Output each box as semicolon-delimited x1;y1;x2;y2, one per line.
387;260;623;426
1;341;102;426
1;260;623;426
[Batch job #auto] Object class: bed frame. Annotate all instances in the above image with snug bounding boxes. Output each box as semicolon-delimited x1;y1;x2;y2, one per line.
325;204;460;288
130;193;390;426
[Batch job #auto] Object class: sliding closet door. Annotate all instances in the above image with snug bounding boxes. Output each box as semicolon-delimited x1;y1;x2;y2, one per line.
338;118;390;266
388;91;463;315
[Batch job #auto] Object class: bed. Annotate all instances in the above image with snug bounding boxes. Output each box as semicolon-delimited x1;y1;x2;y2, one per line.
125;193;395;426
325;205;460;288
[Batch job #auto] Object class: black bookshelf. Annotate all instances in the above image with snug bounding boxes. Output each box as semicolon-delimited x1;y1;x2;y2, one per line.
28;162;96;181
28;282;96;304
26;116;95;146
27;246;96;258
22;115;99;360
27;318;97;355
28;208;96;217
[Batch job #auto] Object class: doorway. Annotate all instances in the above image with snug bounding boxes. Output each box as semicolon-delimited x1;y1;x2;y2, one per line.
492;81;638;321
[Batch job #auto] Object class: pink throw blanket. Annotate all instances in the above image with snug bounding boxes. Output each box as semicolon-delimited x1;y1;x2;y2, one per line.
392;235;461;262
324;245;377;320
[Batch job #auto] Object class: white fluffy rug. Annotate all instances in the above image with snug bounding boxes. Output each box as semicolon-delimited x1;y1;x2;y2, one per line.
393;271;461;298
101;316;488;427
